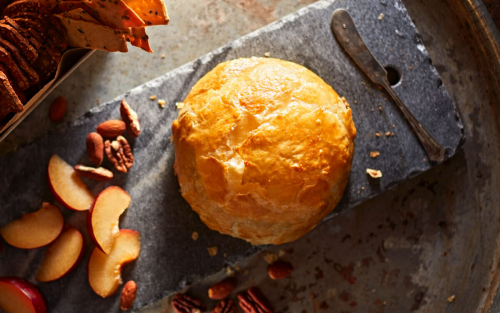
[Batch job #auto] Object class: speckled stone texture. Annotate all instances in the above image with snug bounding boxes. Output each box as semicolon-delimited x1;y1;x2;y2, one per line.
0;0;463;311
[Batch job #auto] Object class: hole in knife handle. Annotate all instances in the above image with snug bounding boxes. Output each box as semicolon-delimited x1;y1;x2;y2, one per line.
384;66;402;86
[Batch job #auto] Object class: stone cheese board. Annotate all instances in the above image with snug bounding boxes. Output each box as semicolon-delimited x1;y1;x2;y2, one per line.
0;0;464;311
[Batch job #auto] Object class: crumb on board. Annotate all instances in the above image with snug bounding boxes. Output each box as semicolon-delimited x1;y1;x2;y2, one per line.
207;246;218;256
375;132;381;137
226;267;235;276
97;98;101;106
367;168;383;178
264;52;271;57
191;231;199;241
447;295;455;303
263;252;279;264
370;151;380;158
150;95;157;100
176;102;184;109
378;13;385;20
385;131;391;137
158;99;166;108
278;250;287;257
161;53;166;59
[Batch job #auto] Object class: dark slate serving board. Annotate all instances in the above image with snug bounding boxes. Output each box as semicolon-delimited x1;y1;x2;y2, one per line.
0;0;463;311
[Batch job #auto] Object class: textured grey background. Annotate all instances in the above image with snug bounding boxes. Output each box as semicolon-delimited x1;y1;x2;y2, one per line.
0;0;463;311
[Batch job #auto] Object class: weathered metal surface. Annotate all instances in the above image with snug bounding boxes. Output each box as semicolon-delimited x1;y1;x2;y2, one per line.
0;0;465;311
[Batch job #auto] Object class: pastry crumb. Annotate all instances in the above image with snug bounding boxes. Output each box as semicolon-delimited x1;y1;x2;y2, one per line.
370;151;380;158
176;102;184;109
226;267;235;277
447;295;455;303
378;13;385;20
191;231;199;241
161;53;166;59
385;131;391;137
366;168;383;178
150;95;157;100
207;246;218;256
264;52;271;57
278;250;287;257
158;99;166;108
263;252;279;264
375;132;381;137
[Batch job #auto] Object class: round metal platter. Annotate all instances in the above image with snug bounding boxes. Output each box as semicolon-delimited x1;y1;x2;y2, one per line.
138;1;500;312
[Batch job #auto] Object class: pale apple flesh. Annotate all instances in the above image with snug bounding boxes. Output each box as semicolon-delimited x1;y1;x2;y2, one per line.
48;154;94;211
0;203;64;249
36;226;85;282
0;277;47;313
88;229;141;298
88;186;131;254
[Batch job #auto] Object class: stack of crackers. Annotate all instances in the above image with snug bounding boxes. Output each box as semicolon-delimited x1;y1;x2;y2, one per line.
0;0;169;126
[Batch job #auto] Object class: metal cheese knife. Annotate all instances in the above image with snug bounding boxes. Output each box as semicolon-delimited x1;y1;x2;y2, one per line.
330;9;445;163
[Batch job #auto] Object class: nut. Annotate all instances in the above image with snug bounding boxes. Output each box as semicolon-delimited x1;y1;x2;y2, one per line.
104;136;134;173
267;260;293;280
96;120;126;138
120;281;137;311
120;99;141;137
86;132;104;166
49;96;67;122
211;300;236;313
366;168;383;178
74;165;113;181
171;294;206;313
208;277;237;300
238;287;274;313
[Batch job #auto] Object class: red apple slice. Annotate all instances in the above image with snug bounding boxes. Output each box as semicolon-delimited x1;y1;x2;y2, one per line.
48;154;94;211
0;277;47;313
0;203;63;249
36;226;85;282
88;229;141;298
87;186;131;254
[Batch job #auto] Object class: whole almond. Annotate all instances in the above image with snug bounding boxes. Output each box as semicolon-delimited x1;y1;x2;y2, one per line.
74;165;113;181
96;120;126;138
268;260;293;280
120;281;137;311
86;132;104;166
208;277;237;300
49;96;67;122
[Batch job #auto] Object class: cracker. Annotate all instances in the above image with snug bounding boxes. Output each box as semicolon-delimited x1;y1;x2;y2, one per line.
122;0;169;26
0;37;38;85
60;8;100;24
0;23;37;64
0;45;31;90
54;14;128;52
126;27;151;52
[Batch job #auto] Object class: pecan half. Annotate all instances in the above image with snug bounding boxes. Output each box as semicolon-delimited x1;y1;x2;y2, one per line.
212;300;236;313
74;165;113;181
238;287;274;313
120;280;137;311
120;99;141;137
104;136;134;173
267;261;293;280
171;294;206;313
208;277;237;300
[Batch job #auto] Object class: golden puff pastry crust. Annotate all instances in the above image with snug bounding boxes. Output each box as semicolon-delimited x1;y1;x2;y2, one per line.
172;57;356;245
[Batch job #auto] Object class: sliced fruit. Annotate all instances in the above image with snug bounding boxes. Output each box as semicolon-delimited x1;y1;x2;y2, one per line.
88;229;141;298
48;154;94;211
36;226;84;282
87;186;131;254
0;203;63;249
0;277;47;313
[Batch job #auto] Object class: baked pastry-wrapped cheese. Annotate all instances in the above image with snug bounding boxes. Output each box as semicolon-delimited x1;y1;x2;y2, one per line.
172;57;356;245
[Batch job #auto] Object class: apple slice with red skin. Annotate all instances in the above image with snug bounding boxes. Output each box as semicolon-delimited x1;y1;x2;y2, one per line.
48;154;94;211
87;186;131;254
0;203;63;249
36;226;85;282
0;277;47;313
88;229;141;298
